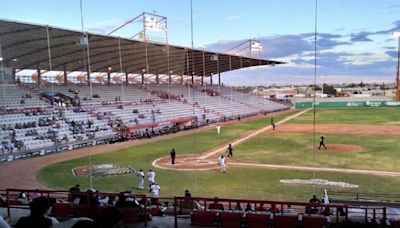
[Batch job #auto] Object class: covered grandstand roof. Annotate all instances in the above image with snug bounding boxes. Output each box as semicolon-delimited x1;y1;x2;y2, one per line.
0;19;284;76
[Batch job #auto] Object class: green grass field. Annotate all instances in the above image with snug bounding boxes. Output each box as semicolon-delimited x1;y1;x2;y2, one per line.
38;107;400;201
289;107;400;124
236;133;400;171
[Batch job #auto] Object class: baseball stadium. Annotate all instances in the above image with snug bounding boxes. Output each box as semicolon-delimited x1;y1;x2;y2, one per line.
1;1;400;227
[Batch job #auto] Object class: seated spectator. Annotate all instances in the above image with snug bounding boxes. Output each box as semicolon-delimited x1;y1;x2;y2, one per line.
15;196;58;228
245;203;254;212
309;195;321;214
256;203;267;211
180;190;193;212
320;206;332;216
233;202;242;211
115;192;140;208
17;192;30;205
79;190;99;209
69;184;81;204
208;197;224;210
184;189;191;198
309;195;321;204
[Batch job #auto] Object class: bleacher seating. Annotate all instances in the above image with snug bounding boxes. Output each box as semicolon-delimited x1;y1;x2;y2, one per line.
0;85;48;109
0;83;289;162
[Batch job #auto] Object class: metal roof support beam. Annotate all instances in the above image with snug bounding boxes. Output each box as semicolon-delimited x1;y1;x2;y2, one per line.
125;70;129;86
36;65;41;86
141;71;144;85
156;71;159;84
12;68;16;84
63;65;68;86
107;68;111;86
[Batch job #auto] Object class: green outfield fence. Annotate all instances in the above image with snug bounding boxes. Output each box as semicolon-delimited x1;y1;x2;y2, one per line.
295;101;400;109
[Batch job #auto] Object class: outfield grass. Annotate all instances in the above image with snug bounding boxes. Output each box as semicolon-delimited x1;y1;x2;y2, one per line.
236;133;400;171
289;107;400;125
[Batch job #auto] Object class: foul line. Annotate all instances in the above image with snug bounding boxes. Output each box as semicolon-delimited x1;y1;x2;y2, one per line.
200;108;311;159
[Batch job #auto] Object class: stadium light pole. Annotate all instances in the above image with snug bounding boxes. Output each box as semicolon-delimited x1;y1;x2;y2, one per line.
392;31;400;101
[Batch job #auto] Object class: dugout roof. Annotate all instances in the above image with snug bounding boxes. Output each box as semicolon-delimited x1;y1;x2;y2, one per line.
0;19;284;76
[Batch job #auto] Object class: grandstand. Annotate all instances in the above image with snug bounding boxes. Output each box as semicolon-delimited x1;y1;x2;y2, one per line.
0;19;288;162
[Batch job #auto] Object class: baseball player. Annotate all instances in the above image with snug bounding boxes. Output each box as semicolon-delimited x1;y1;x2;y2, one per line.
147;169;156;185
136;169;145;189
218;155;226;173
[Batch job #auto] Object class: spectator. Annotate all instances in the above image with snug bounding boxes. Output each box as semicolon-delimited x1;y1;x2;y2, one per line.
97;206;124;228
15;196;57;228
309;195;321;204
233;202;242;211
69;184;81;204
256;203;267;211
184;190;191;198
309;195;321;214
245;203;254;212
208;197;224;210
115;192;140;208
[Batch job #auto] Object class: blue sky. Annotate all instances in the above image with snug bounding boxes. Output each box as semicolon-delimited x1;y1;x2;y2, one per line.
1;0;399;86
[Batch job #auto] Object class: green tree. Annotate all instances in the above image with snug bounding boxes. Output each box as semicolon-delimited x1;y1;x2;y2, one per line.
323;83;336;95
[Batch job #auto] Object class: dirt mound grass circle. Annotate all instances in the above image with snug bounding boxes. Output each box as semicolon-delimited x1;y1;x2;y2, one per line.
317;144;366;152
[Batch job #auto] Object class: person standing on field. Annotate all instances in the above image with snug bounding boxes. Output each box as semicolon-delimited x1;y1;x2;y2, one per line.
216;123;221;135
319;135;327;150
137;169;145;189
170;148;176;164
218;155;226;173
271;117;276;130
227;144;233;157
147;169;155;185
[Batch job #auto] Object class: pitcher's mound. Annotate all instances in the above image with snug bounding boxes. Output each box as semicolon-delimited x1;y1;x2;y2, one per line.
317;144;365;152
